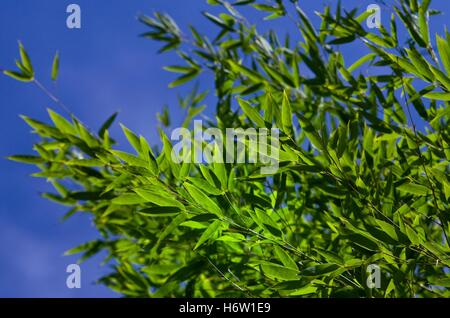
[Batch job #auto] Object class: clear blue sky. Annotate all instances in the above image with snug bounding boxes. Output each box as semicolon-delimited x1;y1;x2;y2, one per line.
0;0;449;297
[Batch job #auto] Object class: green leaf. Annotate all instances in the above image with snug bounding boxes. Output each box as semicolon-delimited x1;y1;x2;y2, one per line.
135;188;184;209
137;206;180;217
160;129;180;177
429;66;450;91
120;124;141;153
66;159;103;167
112;193;148;205
194;220;222;250
365;33;393;48
254;208;282;237
329;35;356;45
168;70;200;88
298;115;324;150
423;92;450;101
260;262;299;281
51;51;59;81
212;162;228;191
164;65;195;74
138;137;158;175
228;60;265;83
418;7;429;45
387;54;419;75
237;98;266;128
348;53;376;72
15;59;29;75
397;182;430;195
274;246;298;270
302;263;340;276
18;41;33;75
289;285;318;296
8;155;45;164
180;221;208;229
436;34;450;75
395;8;427;47
202;12;233;31
151;213;187;258
281;91;293;136
405;48;433;80
47;109;77;135
3;70;33;82
184;182;223;217
444;182;450;201
405;225;421;245
216;233;245;243
375;219;398;241
111;150;149;168
187;177;223;195
99;112;118;138
64;240;104;263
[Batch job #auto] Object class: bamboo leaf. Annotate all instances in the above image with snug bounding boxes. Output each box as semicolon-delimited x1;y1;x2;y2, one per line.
260;262;299;281
18;41;33;75
281;91;293;136
184;182;223;216
397;182;430;195
48;109;77;135
436;34;450;75
51;51;59;81
194;220;222;250
237;98;266;128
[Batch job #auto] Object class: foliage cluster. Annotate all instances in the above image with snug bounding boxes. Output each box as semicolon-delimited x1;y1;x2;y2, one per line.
5;0;450;297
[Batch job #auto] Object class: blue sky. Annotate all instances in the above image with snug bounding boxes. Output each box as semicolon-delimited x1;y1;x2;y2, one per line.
0;0;449;297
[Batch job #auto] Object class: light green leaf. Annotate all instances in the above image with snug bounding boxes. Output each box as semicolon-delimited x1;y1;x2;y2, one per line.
184;182;223;216
261;262;299;281
111;150;149;168
3;70;33;82
194;220;222;250
8;155;45;164
112;193;147;205
168;70;200;88
48;109;77;135
281;91;293;136
423;92;450;101
274;246;298;270
187;177;223;195
375;219;398;241
418;7;429;45
51;51;59;81
135;188;184;209
298;115;324;150
348;53;376;72
18;41;33;75
397;182;430;195
120;124;141;153
237;98;266;128
436;34;450;75
151;213;187;257
289;285;318;296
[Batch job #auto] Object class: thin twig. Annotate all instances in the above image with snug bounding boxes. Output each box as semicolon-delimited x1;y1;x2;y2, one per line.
33;79;73;116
